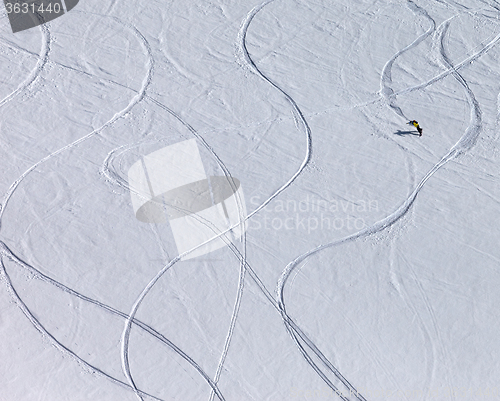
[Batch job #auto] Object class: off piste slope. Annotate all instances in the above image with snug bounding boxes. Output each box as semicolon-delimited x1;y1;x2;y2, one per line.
1;0;500;400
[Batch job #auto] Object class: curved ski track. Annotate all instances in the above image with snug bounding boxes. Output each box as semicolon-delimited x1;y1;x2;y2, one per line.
118;1;493;400
429;16;482;401
0;14;171;401
110;61;247;401
0;16;154;226
0;242;226;401
0;11;251;401
0;17;50;108
239;2;368;400
276;3;484;401
0;15;241;400
0;1;497;400
0;253;164;401
380;0;436;120
119;1;314;400
102;4;494;399
352;13;500;117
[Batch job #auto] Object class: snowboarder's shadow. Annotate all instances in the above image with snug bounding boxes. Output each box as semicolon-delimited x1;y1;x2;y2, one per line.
394;130;420;136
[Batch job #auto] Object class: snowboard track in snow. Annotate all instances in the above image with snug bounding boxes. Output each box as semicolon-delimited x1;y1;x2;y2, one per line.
0;13;247;401
0;1;497;400
119;1;311;399
0;241;226;401
0;13;187;401
276;3;485;401
0;16;50;109
0;11;247;401
241;2;368;400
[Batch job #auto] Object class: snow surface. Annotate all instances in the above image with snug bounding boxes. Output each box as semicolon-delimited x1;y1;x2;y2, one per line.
1;0;500;400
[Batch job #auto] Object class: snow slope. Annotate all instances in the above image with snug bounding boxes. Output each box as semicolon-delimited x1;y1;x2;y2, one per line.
1;0;500;400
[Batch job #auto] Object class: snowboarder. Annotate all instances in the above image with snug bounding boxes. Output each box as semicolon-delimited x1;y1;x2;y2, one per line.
408;120;422;136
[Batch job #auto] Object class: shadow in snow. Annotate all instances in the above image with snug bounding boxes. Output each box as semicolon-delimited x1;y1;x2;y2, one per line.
394;130;420;136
